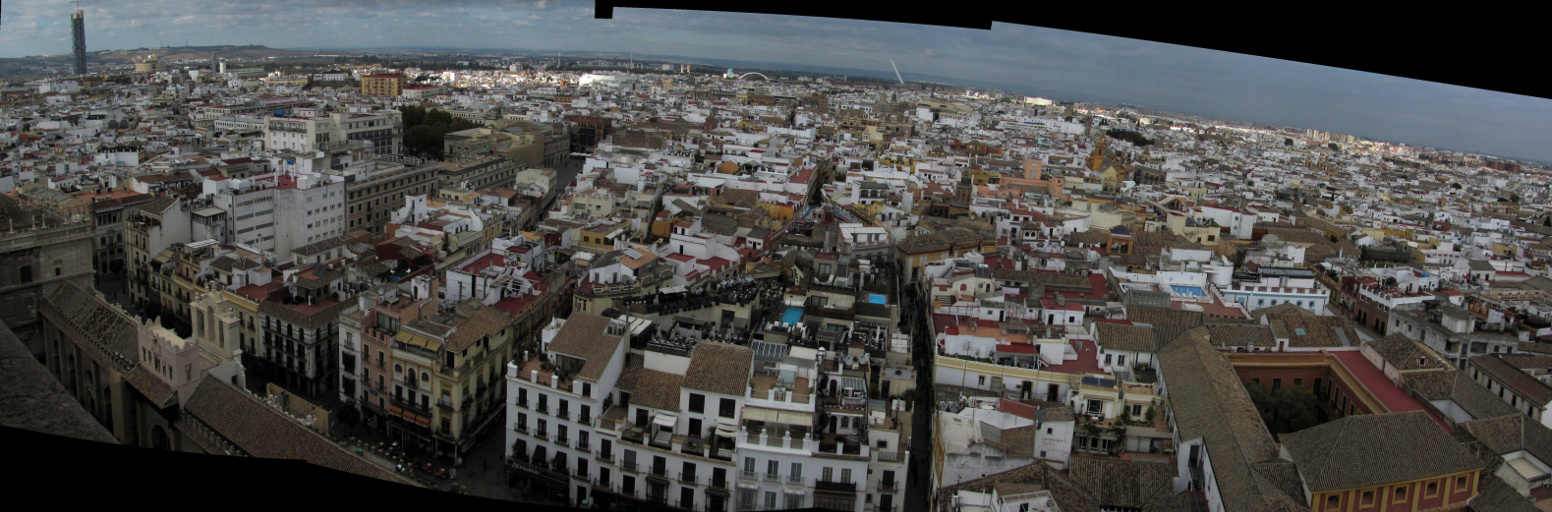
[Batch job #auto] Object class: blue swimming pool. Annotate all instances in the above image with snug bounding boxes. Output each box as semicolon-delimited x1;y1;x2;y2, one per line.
782;307;804;325
868;294;886;305
1171;285;1206;297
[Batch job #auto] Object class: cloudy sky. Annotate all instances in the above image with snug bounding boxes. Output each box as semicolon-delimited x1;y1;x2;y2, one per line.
4;0;1550;162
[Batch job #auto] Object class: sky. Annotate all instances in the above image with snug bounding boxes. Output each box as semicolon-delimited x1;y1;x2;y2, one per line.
3;0;1551;162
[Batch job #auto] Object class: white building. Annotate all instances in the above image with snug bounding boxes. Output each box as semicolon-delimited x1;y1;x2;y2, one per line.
264;110;404;155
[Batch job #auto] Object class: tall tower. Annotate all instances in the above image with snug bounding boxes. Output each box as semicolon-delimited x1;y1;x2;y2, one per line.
71;9;87;75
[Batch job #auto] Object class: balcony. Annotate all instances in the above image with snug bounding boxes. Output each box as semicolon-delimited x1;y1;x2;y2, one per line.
622;461;639;473
649;465;670;480
678;471;698;485
514;423;529;434
438;398;454;412
764;473;781;483
517;399;528;409
536;429;548;439
536;404;549;415
577;440;591;452
788;475;804;485
710;477;729;490
557;408;570;421
880;480;898;492
556;435;569;446
595;451;614;465
741;470;757;481
815;480;857;493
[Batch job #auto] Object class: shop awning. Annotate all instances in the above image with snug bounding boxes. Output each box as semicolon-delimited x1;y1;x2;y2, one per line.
653;412;678;429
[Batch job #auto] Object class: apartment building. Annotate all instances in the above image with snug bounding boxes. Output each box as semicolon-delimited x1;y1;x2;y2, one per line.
127;197;193;319
506;313;635;507
204;171;347;260
265;110;403;155
344;159;441;236
361;74;405;98
438;156;520;195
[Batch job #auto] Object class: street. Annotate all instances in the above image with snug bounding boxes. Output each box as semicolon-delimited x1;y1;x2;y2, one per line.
332;406;567;505
905;283;934;512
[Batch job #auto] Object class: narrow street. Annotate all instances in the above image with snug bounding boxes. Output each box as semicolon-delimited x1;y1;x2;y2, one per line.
905;283;934;512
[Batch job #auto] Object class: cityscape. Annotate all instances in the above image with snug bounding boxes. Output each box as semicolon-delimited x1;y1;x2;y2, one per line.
4;3;1552;512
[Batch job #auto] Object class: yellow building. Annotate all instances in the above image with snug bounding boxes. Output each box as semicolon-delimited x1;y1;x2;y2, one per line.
361;74;405;98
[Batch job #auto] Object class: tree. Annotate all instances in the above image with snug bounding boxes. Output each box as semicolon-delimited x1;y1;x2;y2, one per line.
1245;381;1324;435
1284;138;1293;146
1328;142;1339;151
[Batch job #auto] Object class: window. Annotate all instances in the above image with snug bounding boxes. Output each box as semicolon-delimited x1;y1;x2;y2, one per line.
1394;486;1407;503
744;457;755;474
1293;378;1302;388
841;468;852;483
1326;495;1339;509
822;467;834;482
978;376;986;386
1272;379;1281;391
1360;491;1374;506
689;393;705;413
719;398;736;418
791;463;802;480
768;460;779;477
1117;355;1126;366
1104;354;1112;365
764;492;777;510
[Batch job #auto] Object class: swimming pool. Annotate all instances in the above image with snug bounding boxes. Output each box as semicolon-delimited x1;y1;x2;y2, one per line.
782;306;804;325
868;294;886;305
1171;285;1206;297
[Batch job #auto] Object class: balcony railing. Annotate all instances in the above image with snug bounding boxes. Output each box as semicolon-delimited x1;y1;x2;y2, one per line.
880;480;898;492
557;408;570;421
710;477;728;490
437;398;454;412
517;399;528;409
577;440;591;451
536;404;549;414
650;465;669;479
764;473;781;483
815;480;857;493
622;461;639;473
678;471;698;485
514;424;529;434
788;475;804;485
741;470;757;480
536;429;548;439
556;435;569;446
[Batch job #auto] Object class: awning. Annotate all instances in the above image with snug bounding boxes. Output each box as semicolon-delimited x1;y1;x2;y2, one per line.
715;421;739;438
653;412;678;429
737;483;760;491
394;330;443;352
784;488;806;495
741;406;813;426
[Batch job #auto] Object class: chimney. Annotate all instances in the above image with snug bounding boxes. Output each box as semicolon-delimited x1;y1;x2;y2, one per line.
531;370;538;383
